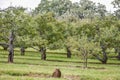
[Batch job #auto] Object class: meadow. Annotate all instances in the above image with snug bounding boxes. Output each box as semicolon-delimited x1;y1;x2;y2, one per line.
0;48;120;80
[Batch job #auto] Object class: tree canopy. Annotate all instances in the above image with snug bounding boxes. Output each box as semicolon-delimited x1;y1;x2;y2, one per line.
0;0;120;65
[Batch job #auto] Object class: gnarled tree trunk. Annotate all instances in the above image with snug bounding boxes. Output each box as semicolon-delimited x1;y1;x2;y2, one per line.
8;31;14;63
40;47;46;60
20;47;25;55
93;45;108;64
101;45;108;64
66;47;71;58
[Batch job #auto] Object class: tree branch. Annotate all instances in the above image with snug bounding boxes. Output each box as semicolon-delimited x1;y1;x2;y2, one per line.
30;46;40;51
92;54;103;62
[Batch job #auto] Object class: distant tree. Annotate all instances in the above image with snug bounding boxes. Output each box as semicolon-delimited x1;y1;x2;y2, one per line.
34;0;72;17
112;0;120;19
96;3;107;19
79;0;96;20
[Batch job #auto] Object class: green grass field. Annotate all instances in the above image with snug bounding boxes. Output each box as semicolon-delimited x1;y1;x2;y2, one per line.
0;49;120;80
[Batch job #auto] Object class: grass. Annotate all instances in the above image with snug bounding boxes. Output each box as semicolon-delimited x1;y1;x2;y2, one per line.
0;49;120;80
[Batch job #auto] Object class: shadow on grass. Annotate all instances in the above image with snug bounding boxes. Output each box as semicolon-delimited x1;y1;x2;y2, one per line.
0;56;120;67
0;61;106;70
47;59;120;65
0;54;120;66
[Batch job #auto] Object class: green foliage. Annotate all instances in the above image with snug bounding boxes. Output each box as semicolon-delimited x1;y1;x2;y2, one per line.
0;0;120;64
35;0;72;16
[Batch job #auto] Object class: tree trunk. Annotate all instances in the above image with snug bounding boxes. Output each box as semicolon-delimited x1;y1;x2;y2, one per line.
20;47;25;56
66;47;71;58
83;50;87;69
93;45;108;64
101;46;108;64
40;47;46;60
93;54;103;63
8;31;14;63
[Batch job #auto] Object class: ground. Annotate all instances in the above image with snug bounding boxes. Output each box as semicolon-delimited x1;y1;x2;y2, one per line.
0;48;120;80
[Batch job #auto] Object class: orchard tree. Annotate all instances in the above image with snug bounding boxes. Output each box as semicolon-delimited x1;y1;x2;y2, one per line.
32;12;64;60
32;13;52;60
66;34;99;68
112;20;120;60
75;20;118;64
0;6;33;63
63;22;77;58
0;7;23;63
77;35;98;68
15;13;36;56
92;19;120;63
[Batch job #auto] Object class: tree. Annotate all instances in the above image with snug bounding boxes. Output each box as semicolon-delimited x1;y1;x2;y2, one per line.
79;0;96;21
63;22;77;58
0;6;32;63
112;20;120;60
32;13;53;60
15;14;35;56
96;3;107;19
0;7;22;63
112;0;120;19
92;19;120;63
34;0;72;17
65;33;98;68
77;35;98;68
34;0;51;14
32;12;64;60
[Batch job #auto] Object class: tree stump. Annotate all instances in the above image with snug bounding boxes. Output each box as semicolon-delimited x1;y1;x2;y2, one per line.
52;68;61;78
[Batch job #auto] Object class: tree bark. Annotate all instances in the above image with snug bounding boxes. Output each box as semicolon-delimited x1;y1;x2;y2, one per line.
40;47;46;60
93;45;108;64
66;47;71;58
101;46;108;64
8;31;14;63
83;50;87;69
93;54;103;62
20;47;25;55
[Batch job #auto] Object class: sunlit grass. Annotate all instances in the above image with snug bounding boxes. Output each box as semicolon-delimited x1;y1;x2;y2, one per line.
0;49;120;80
